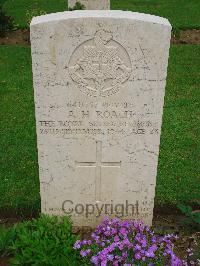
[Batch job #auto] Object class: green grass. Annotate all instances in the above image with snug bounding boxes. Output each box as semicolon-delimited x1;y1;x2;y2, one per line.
112;0;200;30
156;45;200;205
0;45;199;215
3;0;67;29
2;0;200;29
0;46;40;216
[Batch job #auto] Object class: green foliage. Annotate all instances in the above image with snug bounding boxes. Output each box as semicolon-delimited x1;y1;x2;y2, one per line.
0;0;13;35
9;215;81;266
0;226;16;257
177;203;200;231
68;1;85;11
26;8;46;27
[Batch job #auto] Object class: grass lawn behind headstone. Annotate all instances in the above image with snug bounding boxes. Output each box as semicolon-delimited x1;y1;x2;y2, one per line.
2;0;200;30
0;44;199;216
0;46;39;216
156;45;200;205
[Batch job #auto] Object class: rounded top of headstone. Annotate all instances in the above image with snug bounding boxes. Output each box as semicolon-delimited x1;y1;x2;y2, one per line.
31;10;171;28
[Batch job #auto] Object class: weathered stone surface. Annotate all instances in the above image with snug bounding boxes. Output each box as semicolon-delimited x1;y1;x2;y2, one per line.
31;11;171;227
68;0;110;10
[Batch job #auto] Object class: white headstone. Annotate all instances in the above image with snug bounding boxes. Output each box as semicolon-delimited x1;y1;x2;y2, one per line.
31;11;171;227
68;0;110;10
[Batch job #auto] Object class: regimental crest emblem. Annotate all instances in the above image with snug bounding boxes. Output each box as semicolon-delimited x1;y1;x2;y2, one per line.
69;29;132;97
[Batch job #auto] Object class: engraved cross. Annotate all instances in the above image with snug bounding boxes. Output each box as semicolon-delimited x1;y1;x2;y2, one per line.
75;141;121;201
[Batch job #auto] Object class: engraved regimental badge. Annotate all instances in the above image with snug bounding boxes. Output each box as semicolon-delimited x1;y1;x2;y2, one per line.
69;29;132;97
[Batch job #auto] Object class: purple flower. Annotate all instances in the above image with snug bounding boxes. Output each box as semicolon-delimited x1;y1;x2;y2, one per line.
135;233;140;241
135;252;142;260
140;249;145;255
171;254;183;266
107;254;114;261
92;232;99;241
74;217;191;266
165;247;174;256
141;238;147;247
145;250;155;258
80;249;91;257
73;240;82;249
104;230;111;236
111;228;117;235
109;243;116;252
114;235;120;242
113;217;120;224
100;260;107;266
118;243;124;251
120;227;127;236
123;238;133;248
100;242;105;247
82;239;91;245
134;244;142;251
122;220;131;228
91;256;98;265
80;250;86;257
149;244;158;252
122;251;128;259
151;236;157;243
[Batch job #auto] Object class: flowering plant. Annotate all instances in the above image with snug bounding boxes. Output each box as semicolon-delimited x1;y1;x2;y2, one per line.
74;217;196;266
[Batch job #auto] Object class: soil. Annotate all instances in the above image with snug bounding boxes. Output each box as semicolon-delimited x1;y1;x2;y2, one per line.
171;29;200;44
0;29;200;46
0;258;10;266
0;217;25;227
0;29;30;46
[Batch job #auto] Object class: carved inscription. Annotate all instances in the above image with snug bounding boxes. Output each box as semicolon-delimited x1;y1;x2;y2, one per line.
76;141;121;201
69;29;132;97
38;101;160;137
38;101;159;137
